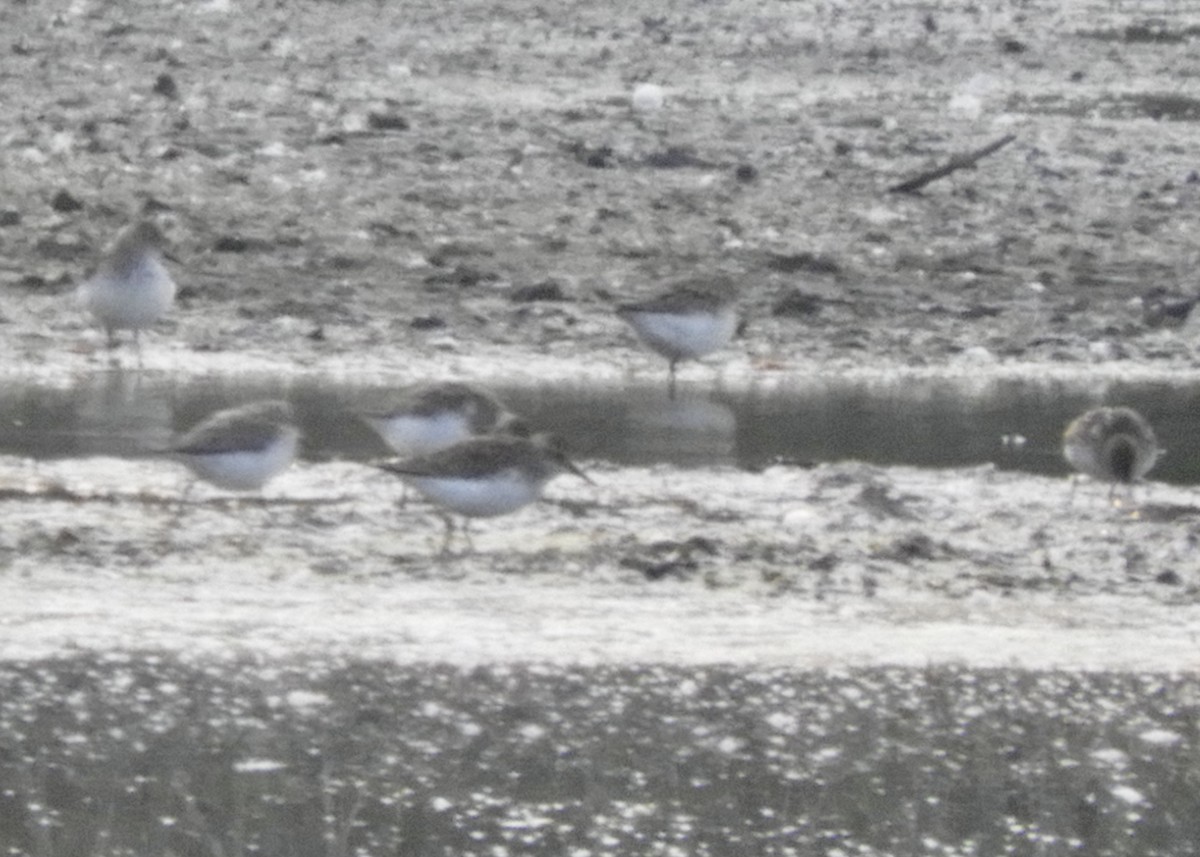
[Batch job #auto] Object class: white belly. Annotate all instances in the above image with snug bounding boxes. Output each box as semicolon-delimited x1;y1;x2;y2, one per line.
409;469;544;517
80;256;176;330
626;307;736;361
367;412;473;456
181;434;298;491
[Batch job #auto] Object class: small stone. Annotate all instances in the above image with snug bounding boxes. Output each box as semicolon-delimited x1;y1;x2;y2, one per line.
153;72;178;99
645;146;703;169
766;251;840;275
423;264;497;290
631;82;665;112
50;189;83;213
410;315;446;330
367;112;409;131
213;235;249;252
510;279;564;303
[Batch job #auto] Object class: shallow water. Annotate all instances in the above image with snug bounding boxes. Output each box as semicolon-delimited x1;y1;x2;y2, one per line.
1;655;1197;857
2;370;1199;483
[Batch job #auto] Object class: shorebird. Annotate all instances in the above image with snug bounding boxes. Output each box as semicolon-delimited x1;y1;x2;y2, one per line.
77;219;177;357
1062;406;1160;500
372;432;591;553
360;382;526;457
165;400;300;492
617;278;738;398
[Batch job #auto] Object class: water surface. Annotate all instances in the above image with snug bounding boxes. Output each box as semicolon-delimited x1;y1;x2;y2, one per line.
1;655;1195;857
2;371;1198;482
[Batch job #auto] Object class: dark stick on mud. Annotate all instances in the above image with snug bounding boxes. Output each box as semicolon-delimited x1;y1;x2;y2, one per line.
888;133;1017;194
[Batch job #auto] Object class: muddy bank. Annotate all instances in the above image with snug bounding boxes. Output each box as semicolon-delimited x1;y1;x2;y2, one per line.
4;0;1200;668
3;451;1200;670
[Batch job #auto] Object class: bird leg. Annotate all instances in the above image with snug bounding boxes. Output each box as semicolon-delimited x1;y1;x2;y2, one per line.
437;512;459;555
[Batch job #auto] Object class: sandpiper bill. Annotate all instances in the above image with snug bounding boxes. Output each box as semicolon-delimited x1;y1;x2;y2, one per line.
77;219;177;357
1062;406;1160;500
372;432;591;552
165;400;300;492
617;278;737;398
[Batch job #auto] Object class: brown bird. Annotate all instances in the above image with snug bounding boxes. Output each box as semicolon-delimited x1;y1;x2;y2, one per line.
616;278;738;398
165;400;300;491
1062;406;1160;499
77;220;177;355
360;382;526;456
373;433;590;552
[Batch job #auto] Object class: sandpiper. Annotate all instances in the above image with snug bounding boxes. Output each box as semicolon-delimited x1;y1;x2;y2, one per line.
1062;406;1160;499
616;278;738;398
166;400;300;491
360;382;526;457
372;432;591;552
77;220;177;355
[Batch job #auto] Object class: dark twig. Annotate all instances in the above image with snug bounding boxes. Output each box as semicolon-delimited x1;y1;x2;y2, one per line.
889;133;1017;194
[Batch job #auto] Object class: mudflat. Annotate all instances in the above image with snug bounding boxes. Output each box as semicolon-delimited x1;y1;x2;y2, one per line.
3;0;1200;669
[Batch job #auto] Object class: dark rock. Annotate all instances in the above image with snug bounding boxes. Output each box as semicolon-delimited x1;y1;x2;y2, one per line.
510;279;564;302
326;254;365;271
884;532;940;562
0;210;20;227
585;147;614;168
213;235;249;253
410;315;447;330
1124;23;1186;44
367;112;409;131
1141;289;1197;328
772;289;823;317
152;73;178;99
644;146;709;169
566;140;615;168
50;190;83;213
734;163;757;182
766;251;841;275
14;273;48;290
423;264;498;290
621;536;718;581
